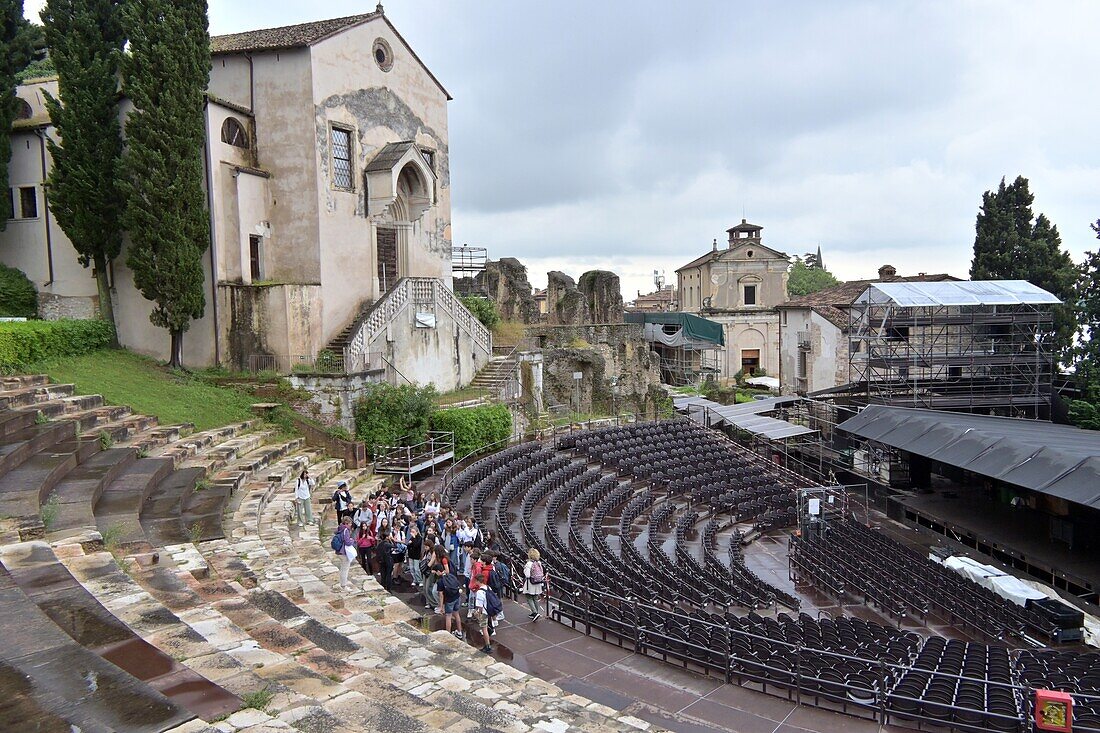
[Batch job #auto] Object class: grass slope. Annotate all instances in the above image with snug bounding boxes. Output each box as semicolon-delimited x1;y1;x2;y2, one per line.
29;349;258;430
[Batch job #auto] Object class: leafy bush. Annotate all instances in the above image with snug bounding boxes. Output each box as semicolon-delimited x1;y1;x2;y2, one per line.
0;319;115;371
430;403;512;458
354;382;438;457
459;295;500;329
0;263;38;318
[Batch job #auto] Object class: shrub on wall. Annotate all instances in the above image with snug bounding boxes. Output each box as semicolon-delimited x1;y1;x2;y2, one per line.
353;382;437;457
0;319;116;371
431;403;512;458
459;295;500;329
0;264;39;318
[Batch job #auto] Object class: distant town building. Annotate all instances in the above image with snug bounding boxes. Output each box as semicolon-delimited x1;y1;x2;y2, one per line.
532;288;548;317
776;265;955;395
675;220;789;379
626;285;677;313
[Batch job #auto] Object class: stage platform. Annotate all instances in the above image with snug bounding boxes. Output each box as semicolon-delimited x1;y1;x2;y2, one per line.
891;489;1100;608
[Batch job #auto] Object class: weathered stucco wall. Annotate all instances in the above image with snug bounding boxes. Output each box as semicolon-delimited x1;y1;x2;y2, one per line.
288;371;386;431
778;309;848;395
366;294;490;393
219;283;323;370
311;19;452;346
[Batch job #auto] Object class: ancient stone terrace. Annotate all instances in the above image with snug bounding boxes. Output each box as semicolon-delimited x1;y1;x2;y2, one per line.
0;375;663;733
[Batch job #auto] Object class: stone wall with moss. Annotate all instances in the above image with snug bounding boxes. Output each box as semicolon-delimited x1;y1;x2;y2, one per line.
529;323;662;416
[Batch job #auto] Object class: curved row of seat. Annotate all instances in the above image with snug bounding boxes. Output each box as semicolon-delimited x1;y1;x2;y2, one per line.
447;418;1100;733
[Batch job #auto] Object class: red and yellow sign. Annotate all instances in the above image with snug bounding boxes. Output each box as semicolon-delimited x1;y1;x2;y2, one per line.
1035;689;1073;732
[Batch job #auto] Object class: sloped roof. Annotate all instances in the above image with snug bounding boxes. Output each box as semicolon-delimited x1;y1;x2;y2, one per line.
727;219;763;233
210;12;452;100
210;13;381;53
838;406;1100;508
779;272;956;329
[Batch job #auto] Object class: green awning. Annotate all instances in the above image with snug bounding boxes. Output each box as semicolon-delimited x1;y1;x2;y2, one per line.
625;312;725;346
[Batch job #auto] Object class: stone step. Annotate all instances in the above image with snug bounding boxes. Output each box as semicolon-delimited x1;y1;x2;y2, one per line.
0;373;50;390
0;383;76;411
141;467;207;547
29;392;106;420
46;447;139;539
0;561;193;732
0;436;102;541
0;419;78;481
125;423;194;454
150;421;258;468
82;413;161;447
95;456;177;550
1;541;241;723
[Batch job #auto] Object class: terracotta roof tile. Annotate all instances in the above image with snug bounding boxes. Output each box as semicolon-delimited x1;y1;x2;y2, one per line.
210;13;380;54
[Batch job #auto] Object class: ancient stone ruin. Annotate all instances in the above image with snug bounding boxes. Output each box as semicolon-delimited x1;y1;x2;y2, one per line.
479;257;540;323
579;270;625;324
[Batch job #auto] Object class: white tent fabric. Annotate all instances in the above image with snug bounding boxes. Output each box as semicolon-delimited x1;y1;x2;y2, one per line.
745;376;780;390
941;556;1047;606
854;280;1062;307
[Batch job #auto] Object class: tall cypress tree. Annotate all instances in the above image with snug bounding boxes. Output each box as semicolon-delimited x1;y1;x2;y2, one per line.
120;0;210;367
42;0;125;342
970;176;1076;364
1;0;33;228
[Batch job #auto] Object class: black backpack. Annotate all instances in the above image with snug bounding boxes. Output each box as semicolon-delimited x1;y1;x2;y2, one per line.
439;572;461;601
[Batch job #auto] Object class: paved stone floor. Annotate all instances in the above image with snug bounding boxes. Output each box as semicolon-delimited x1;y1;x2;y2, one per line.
383;576;914;733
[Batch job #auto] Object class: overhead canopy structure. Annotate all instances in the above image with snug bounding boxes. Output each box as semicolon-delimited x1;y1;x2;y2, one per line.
673;395;814;440
838;405;1100;508
854;280;1062;308
625;312;724;347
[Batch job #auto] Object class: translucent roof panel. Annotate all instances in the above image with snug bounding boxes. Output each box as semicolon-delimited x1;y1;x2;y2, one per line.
854;280;1061;307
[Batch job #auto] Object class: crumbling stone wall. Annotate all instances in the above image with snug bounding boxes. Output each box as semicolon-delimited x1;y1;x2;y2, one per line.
578;270;624;324
480;258;539;323
529;323;662;416
547;271;589;326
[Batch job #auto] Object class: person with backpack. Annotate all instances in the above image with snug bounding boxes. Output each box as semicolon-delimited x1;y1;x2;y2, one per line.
471;583;495;654
434;563;464;639
486;551;510;620
294;468;316;526
332;480;354;522
522;547;546;620
331;516;355;590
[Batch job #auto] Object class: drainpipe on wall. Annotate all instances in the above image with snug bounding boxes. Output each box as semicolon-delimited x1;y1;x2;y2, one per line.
203;103;222;366
35;129;55;285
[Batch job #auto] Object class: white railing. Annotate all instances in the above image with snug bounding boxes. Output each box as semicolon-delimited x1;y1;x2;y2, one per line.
344;278;492;371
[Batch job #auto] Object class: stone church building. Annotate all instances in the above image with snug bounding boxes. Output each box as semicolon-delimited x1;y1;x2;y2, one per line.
3;9;488;387
676;220;789;380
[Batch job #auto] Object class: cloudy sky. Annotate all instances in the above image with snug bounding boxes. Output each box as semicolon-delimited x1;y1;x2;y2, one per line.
25;1;1100;299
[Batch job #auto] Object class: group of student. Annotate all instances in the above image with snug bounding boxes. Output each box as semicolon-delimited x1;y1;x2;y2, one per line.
328;477;549;654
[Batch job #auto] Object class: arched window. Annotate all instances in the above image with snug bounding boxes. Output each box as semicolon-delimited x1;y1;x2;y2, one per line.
220;117;249;148
15;99;32;120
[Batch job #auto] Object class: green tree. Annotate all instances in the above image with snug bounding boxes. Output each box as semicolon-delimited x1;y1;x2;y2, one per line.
970;176;1077;363
119;0;211;367
1073;221;1100;401
42;0;126;344
787;257;841;297
1;1;36;228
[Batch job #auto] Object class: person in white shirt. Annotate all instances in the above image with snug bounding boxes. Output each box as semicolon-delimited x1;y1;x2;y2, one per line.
294;468;316;526
352;499;373;529
472;584;492;654
456;519;477;546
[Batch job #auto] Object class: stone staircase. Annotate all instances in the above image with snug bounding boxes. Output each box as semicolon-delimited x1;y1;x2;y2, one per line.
0;374;658;733
469;353;519;394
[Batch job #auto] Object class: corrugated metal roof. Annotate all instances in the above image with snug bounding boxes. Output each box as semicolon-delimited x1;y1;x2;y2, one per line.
838;406;1100;507
855;280;1061;307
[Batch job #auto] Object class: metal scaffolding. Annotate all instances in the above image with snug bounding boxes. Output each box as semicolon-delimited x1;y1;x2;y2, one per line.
451;245;488;296
847;281;1059;417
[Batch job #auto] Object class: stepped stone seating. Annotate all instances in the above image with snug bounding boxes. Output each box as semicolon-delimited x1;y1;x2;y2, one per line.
0;376;662;732
0;560;192;732
0;541;240;721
